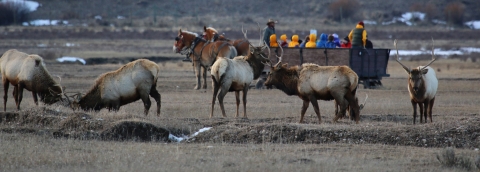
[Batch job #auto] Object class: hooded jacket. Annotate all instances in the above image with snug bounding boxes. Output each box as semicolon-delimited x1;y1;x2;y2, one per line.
305;34;317;48
288;35;300;48
269;34;278;47
316;33;328;48
348;24;367;47
280;34;288;47
263;26;275;46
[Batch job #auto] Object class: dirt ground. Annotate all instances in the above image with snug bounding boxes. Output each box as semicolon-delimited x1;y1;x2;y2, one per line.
1;38;480;170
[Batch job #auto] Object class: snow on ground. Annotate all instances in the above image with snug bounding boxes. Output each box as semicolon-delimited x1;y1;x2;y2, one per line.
1;0;39;11
465;21;480;29
169;127;212;142
23;19;69;26
390;47;480;57
56;57;86;65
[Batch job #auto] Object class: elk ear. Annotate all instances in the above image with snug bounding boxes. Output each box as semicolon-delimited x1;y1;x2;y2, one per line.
421;68;428;75
281;63;288;68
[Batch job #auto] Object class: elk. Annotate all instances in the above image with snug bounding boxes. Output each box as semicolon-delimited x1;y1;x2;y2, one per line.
0;49;64;111
67;59;161;116
173;29;237;90
203;26;250;56
264;58;367;124
394;39;438;124
210;26;271;118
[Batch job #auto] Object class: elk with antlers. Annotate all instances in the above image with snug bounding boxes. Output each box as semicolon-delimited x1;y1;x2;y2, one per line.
394;39;438;124
0;49;64;111
264;57;367;124
210;25;271;118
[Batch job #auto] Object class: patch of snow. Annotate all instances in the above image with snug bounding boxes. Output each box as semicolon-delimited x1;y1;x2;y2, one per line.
65;43;76;47
402;12;425;21
389;48;479;57
363;20;377;25
432;19;447;25
117;16;125;20
1;0;39;12
94;15;102;20
56;57;86;65
169;127;212;143
23;19;68;26
465;20;480;29
36;43;47;47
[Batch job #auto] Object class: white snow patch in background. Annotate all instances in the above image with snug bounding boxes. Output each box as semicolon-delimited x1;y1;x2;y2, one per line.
390;48;480;57
117;16;125;19
465;21;480;29
56;57;86;65
1;0;39;11
23;19;69;26
363;20;377;25
65;43;76;47
169;127;212;143
94;15;102;20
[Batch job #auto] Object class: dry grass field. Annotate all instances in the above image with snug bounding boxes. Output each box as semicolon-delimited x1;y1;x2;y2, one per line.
0;52;479;171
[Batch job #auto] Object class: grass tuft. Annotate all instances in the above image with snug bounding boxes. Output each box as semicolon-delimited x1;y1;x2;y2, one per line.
436;148;473;170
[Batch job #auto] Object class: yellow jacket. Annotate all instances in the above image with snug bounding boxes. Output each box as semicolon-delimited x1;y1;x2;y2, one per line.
306;34;317;48
288;35;299;47
269;34;278;47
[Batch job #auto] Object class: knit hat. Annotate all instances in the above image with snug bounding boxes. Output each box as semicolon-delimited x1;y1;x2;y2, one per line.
267;19;278;25
358;21;364;26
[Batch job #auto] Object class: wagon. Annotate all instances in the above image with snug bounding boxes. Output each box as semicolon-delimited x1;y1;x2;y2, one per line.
265;48;391;89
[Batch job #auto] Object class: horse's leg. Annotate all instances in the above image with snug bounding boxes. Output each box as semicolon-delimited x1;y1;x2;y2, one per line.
193;61;201;90
202;66;207;89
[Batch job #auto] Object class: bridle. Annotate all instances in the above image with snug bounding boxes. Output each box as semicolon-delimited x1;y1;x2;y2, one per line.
175;34;204;59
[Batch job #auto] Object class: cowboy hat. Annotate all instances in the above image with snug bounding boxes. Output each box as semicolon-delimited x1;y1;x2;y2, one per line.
267;19;278;25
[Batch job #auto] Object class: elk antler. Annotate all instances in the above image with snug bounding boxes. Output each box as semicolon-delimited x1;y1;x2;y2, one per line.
257;22;263;46
273;43;284;67
241;25;255;48
359;93;368;110
420;38;437;70
394;39;411;72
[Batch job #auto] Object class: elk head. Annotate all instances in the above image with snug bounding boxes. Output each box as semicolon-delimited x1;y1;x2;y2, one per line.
44;76;64;104
242;24;270;64
394;39;437;94
264;45;290;92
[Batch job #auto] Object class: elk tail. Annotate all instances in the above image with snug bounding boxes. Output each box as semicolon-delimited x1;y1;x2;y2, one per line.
211;57;228;82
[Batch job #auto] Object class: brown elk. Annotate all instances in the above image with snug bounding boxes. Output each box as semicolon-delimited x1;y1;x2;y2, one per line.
173;29;237;90
203;26;250;56
210;26;271;118
0;49;64;111
67;59;161;116
264;58;367;124
394;39;438;124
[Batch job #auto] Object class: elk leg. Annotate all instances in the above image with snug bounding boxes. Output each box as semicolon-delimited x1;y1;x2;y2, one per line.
344;92;360;123
334;100;340;119
16;83;25;111
149;86;161;116
411;100;417;124
32;91;38;106
193;62;201;90
428;98;435;123
202;66;207;89
140;91;152;116
309;96;322;124
299;99;310;123
217;83;231;117
242;86;248;118
422;100;428;123
333;94;348;123
234;91;240;117
3;80;9;111
210;77;220;118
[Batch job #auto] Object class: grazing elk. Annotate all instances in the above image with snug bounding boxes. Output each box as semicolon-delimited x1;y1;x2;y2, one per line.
204;26;250;56
68;59;161;116
0;49;64;111
210;27;271;118
264;58;367;124
173;29;237;90
394;39;438;124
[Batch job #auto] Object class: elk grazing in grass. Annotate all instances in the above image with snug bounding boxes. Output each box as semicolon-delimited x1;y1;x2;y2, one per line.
173;29;237;90
204;26;250;56
0;49;64;111
67;59;161;116
210;26;271;118
394;39;438;124
264;57;367;124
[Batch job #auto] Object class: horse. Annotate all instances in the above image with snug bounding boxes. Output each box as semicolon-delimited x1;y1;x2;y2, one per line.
204;26;250;56
173;29;237;90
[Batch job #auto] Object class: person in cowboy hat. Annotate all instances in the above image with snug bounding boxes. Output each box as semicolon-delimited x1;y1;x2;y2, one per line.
348;21;368;49
262;19;277;46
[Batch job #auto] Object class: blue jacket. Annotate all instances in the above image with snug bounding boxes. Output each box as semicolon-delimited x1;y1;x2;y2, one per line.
325;41;336;48
316;33;328;48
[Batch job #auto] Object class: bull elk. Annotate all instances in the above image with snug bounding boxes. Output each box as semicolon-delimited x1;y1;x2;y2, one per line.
210;25;271;118
264;57;367;124
394;39;438;124
67;59;161;116
0;49;64;111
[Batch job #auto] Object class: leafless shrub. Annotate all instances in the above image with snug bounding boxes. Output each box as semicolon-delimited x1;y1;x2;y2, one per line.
0;2;30;26
328;0;360;22
409;3;438;21
436;148;473;170
444;2;465;26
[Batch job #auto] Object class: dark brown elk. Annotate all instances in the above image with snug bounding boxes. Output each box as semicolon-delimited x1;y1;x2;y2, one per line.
264;57;366;124
210;26;271;118
203;26;250;56
173;29;237;90
0;49;63;111
68;59;161;116
394;39;438;124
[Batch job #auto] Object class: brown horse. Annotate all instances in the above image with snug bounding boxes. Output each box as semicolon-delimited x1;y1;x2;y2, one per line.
173;29;237;90
204;26;250;56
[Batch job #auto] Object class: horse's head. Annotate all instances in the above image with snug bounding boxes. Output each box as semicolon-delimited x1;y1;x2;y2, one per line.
204;26;219;42
173;29;197;55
